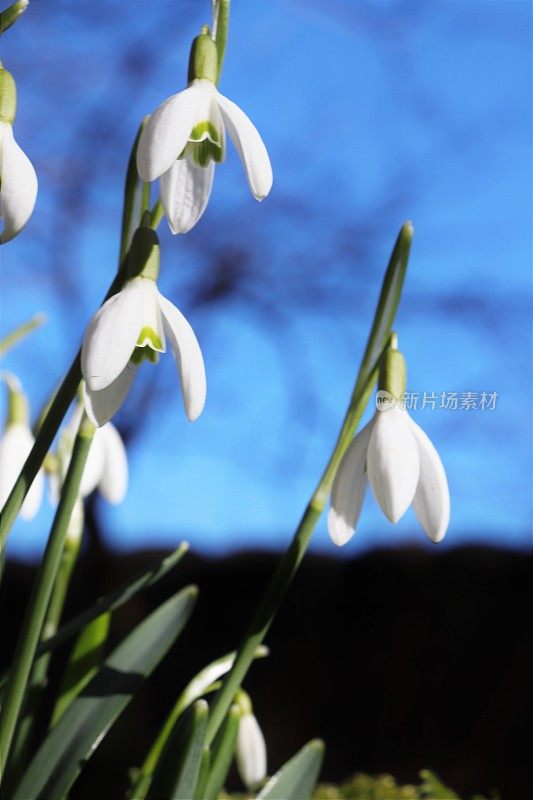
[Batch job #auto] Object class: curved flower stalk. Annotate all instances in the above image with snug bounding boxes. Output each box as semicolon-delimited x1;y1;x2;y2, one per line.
235;692;267;792
328;342;450;546
0;67;38;243
81;226;206;427
0;374;43;519
137;32;272;234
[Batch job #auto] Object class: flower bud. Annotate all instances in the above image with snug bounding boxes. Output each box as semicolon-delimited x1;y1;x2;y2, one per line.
188;31;218;84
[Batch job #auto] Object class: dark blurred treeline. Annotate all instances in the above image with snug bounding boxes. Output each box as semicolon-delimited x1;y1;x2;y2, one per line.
2;544;532;800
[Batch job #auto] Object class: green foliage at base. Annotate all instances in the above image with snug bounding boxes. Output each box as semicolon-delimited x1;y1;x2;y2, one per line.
223;769;496;800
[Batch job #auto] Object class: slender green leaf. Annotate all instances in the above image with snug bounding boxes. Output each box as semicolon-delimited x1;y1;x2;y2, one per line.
147;700;208;800
257;739;325;800
50;612;110;727
205;224;413;746
130;645;268;800
37;542;188;658
204;704;240;800
352;221;413;401
13;586;197;800
0;313;45;356
193;746;211;800
0;543;189;700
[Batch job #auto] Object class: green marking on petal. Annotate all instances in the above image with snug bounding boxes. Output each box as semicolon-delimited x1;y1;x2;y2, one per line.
130;345;161;366
191;137;223;167
136;326;163;351
190;120;221;145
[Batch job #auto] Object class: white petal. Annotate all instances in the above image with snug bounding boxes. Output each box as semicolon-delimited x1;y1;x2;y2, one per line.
408;418;450;543
20;469;44;520
236;713;267;791
328;420;373;546
135;277;166;350
96;423;128;504
0;121;38;243
79;434;105;497
217;93;273;200
81;278;146;392
367;406;419;524
157;292;206;421
136;85;201;182
0;423;42;520
82;366;137;427
160;158;215;234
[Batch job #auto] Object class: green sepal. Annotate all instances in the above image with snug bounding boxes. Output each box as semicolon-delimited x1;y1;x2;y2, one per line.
187;32;218;84
0;67;17;124
378;346;407;401
126;224;160;281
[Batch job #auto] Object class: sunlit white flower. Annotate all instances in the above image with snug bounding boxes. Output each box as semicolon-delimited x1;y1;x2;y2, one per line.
137;76;272;234
0;374;43;520
0;422;43;519
0;67;38;243
81;275;206;427
329;403;450;545
236;712;267;792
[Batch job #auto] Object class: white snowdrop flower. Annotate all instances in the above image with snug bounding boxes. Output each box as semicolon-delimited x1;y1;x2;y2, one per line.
137;32;272;234
0;67;38;243
0;374;43;520
54;406;128;505
81;226;206;427
328;345;450;545
236;712;267;792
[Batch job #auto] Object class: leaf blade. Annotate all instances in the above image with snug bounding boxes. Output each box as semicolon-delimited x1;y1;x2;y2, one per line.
257;739;325;800
13;586;197;800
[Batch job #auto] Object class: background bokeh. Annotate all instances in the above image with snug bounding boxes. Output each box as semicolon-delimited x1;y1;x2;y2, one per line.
1;0;531;559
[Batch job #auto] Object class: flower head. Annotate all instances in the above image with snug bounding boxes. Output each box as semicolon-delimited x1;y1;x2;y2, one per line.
137;33;272;234
328;344;450;545
53;405;128;505
81;227;206;427
236;709;267;792
0;374;43;520
0;67;38;243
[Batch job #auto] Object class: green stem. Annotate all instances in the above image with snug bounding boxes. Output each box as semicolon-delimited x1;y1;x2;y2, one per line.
119;119;147;263
0;354;82;550
0;131;167;550
5;507;82;786
0;0;30;35
204;222;413;744
0;416;94;778
0;314;45;357
149;199;164;230
213;0;230;80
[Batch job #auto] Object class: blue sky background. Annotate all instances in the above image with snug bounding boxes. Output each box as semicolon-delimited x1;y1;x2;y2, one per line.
1;0;531;560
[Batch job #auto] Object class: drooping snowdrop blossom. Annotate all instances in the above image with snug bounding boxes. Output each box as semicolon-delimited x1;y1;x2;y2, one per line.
235;693;267;792
53;405;128;505
0;374;43;520
0;67;38;243
137;31;272;234
81;225;206;427
328;343;450;546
